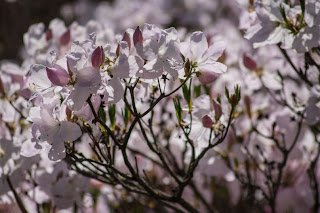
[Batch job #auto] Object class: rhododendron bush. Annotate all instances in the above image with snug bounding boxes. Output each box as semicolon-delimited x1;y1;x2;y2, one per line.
1;0;320;212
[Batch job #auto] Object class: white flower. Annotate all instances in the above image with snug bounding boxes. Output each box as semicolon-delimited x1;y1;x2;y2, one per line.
135;25;181;80
180;31;227;84
30;103;82;161
244;0;298;49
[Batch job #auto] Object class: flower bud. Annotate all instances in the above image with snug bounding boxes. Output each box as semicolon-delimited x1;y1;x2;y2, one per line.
184;59;191;76
59;29;70;46
122;32;131;50
0;77;5;96
133;26;143;46
46;29;53;41
46;66;70;86
116;44;120;57
202;115;215;128
243;53;257;70
244;95;251;118
91;46;105;68
229;94;239;106
197;70;219;84
212;99;222;121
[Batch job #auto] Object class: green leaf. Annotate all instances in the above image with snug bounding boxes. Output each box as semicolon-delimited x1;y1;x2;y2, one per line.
194;85;201;98
234;157;239;169
173;97;183;124
203;84;210;95
225;86;230;100
98;107;107;123
300;0;305;14
180;53;186;63
59;93;64;105
182;83;192;112
122;106;131;129
216;95;221;105
108;104;116;130
299;0;305;29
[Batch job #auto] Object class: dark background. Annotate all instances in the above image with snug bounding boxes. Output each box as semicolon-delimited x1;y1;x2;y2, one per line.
0;0;108;63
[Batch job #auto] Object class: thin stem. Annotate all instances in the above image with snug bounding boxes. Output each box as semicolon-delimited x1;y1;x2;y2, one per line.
6;176;28;213
278;45;312;86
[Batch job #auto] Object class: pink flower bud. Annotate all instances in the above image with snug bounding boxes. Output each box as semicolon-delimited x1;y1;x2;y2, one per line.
202;115;215;128
116;44;120;57
59;29;70;46
19;77;31;99
91;46;105;68
46;66;70;86
244;95;251;118
0;77;4;95
243;53;257;70
66;106;72;121
122;32;131;50
212;99;222;121
133;26;143;46
198;70;219;84
46;29;53;41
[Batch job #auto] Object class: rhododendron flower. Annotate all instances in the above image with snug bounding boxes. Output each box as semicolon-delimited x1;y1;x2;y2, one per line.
187;94;225;148
135;25;181;80
292;0;320;52
31;104;82;161
74;94;101;121
67;66;101;111
180;31;227;84
244;0;299;49
109;41;143;78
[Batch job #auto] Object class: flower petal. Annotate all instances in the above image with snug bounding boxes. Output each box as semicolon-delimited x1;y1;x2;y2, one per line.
48;138;66;161
29;64;52;88
190;31;208;61
46;66;70;86
201;41;226;62
59;121;82;142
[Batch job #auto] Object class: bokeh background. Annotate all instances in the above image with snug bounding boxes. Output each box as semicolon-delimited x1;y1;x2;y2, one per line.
0;0;239;63
0;0;109;62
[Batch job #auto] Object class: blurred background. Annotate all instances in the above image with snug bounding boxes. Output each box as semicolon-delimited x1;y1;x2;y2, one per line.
0;0;109;62
0;0;239;63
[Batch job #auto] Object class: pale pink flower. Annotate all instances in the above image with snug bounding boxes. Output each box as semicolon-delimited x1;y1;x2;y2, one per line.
180;31;227;84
